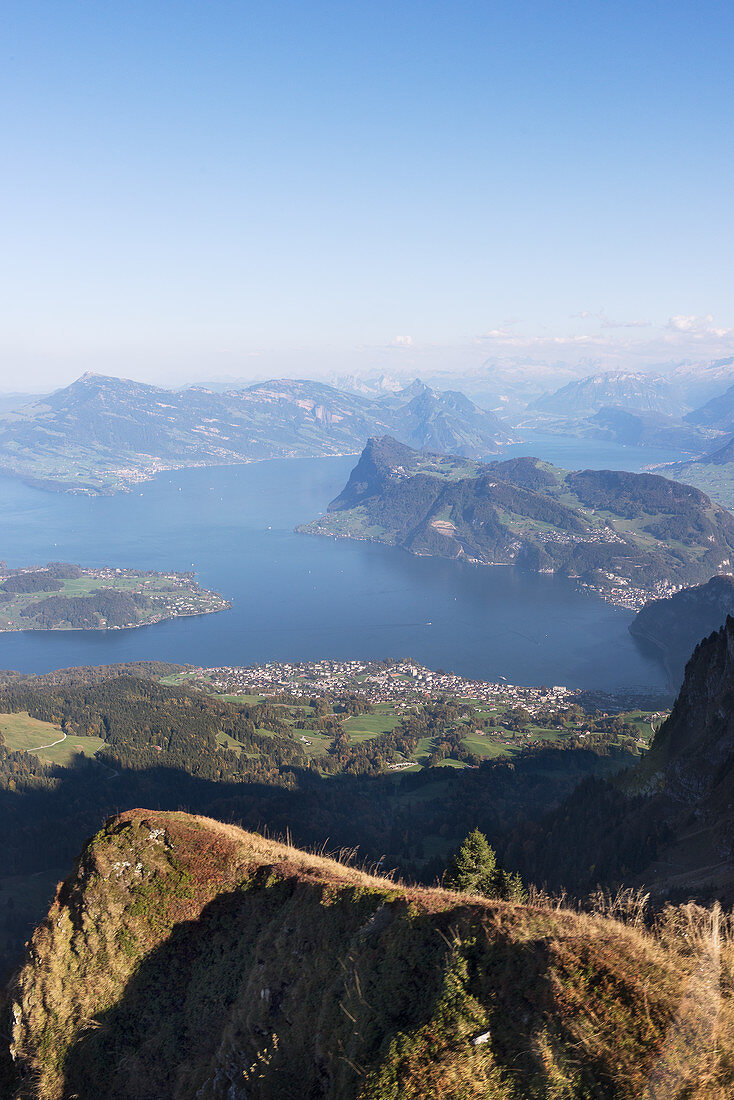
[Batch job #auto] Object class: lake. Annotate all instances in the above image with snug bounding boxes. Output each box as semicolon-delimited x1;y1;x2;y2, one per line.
0;437;672;691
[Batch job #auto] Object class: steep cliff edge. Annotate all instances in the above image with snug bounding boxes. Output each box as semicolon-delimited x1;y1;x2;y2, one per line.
511;619;734;900
630;575;734;691
6;809;731;1099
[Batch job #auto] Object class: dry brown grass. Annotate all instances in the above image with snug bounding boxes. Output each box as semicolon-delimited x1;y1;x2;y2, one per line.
6;810;734;1100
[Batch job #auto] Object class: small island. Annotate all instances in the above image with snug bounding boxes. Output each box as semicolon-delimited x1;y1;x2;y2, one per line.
0;561;231;631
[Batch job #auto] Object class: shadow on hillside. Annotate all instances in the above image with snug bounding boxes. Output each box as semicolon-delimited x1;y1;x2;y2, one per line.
0;743;637;980
53;884;606;1100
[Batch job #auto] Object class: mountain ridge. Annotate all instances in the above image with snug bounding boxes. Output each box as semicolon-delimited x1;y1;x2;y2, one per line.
0;374;510;494
529;370;682;418
5;808;729;1099
301;436;734;609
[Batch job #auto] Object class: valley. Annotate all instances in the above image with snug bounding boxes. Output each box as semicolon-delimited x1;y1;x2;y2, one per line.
0;656;662;984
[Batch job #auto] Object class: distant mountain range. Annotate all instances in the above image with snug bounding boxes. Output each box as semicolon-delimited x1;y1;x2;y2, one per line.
530;370;682;418
0;374;510;493
402;354;734;417
671;355;734;407
685;378;734;433
300;436;734;608
520;368;733;455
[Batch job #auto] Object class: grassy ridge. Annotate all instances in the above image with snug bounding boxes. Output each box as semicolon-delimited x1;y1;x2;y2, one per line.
5;810;734;1099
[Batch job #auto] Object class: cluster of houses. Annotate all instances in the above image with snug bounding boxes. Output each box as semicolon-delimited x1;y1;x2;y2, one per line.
579;575;683;611
183;658;576;716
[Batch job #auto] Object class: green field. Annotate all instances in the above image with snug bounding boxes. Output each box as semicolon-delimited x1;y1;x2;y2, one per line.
219;693;266;705
462;731;521;758
216;731;245;753
0;712;105;765
343;713;400;739
290;730;331;756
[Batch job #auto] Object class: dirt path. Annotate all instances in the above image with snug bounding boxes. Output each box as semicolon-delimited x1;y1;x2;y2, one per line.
33;730;67;750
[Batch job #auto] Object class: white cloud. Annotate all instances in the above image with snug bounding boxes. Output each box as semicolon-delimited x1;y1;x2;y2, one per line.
392;335;413;347
475;328;513;341
665;314;733;339
667;314;711;332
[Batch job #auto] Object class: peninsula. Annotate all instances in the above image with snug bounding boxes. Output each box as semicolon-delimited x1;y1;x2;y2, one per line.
300;436;734;609
0;562;230;631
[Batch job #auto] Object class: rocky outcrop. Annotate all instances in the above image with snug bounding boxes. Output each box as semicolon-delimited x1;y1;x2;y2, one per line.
630;575;734;690
511;620;734;900
3;810;707;1099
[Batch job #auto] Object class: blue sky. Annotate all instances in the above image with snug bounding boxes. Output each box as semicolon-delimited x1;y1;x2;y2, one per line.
2;1;734;389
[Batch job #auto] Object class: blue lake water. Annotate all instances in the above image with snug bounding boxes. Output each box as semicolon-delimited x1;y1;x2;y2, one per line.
0;435;671;691
500;429;683;470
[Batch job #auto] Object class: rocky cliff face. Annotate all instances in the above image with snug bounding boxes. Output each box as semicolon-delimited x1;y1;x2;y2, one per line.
511;620;734;901
630;575;734;691
642;618;734;821
3;810;717;1100
328;435;423;510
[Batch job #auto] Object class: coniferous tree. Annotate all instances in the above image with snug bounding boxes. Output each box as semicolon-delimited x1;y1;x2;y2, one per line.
444;828;500;895
444;828;527;902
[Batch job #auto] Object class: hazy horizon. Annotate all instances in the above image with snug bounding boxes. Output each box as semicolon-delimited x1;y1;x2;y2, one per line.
3;2;734;392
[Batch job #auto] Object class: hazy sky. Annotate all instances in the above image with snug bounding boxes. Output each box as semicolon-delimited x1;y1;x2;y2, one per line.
2;1;734;391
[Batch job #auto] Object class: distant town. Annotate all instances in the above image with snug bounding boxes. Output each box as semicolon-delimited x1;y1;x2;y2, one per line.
579;575;685;611
176;657;669;715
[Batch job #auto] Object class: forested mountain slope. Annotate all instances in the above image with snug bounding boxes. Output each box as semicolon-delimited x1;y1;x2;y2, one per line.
509;617;734;901
302;436;734;607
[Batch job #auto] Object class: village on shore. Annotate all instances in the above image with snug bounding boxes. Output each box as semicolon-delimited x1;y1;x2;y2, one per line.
178;657;668;716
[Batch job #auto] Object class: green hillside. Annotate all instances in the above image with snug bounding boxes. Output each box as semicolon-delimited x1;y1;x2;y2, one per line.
0;562;230;631
301;436;734;607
